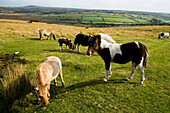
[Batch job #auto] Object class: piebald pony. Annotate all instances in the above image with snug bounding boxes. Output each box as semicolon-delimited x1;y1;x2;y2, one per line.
87;33;149;84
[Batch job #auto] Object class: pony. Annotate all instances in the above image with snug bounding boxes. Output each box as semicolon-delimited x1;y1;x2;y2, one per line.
39;29;56;40
73;33;91;52
58;38;73;51
158;32;169;39
87;33;149;84
34;56;65;105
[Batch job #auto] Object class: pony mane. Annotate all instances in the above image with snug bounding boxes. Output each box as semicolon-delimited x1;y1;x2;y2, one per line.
99;33;116;44
35;66;45;87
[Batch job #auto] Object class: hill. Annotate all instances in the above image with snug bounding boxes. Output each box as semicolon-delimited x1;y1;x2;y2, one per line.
0;6;170;27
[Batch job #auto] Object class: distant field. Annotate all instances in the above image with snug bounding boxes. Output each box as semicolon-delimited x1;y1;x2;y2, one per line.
36;13;166;26
0;19;169;112
0;6;170;27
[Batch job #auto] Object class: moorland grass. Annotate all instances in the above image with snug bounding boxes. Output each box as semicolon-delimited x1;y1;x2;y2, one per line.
0;19;169;112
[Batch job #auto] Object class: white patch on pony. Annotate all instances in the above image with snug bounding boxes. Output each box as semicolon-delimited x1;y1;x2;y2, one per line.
100;39;122;60
164;33;169;37
134;41;140;48
99;33;116;44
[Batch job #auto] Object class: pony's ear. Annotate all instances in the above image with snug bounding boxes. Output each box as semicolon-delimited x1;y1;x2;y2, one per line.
97;35;101;40
96;35;101;44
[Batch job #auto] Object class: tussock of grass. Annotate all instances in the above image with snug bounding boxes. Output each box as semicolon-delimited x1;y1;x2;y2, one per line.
0;64;32;112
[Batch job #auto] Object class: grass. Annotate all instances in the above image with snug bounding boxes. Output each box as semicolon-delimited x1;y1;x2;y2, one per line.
0;19;169;112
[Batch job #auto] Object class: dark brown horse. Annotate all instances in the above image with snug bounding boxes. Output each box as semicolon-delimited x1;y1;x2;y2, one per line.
73;33;91;52
87;34;149;84
58;38;73;51
39;29;56;40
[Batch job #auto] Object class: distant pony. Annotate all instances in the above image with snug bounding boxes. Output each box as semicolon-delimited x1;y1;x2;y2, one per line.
39;29;56;40
73;33;91;52
58;38;73;51
158;32;169;39
34;56;65;105
87;33;149;84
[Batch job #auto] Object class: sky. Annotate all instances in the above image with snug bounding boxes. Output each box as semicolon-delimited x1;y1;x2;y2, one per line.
0;0;170;13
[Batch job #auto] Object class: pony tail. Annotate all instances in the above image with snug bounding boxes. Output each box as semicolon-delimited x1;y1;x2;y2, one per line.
52;34;56;40
39;30;43;40
143;47;149;69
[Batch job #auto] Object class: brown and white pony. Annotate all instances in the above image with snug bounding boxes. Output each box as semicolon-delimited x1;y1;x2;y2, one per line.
58;38;73;51
34;56;65;105
73;33;91;52
158;32;169;39
87;33;149;84
39;29;56;40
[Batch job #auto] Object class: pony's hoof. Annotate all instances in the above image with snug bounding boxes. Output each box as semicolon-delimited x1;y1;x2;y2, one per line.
125;77;132;81
104;78;108;82
138;81;144;85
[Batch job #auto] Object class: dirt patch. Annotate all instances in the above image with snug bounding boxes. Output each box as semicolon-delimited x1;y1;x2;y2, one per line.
0;53;30;77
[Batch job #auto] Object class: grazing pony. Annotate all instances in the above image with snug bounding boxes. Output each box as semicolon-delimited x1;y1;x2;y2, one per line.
158;32;169;39
34;56;65;105
39;29;56;40
73;33;91;52
58;38;73;51
87;34;149;84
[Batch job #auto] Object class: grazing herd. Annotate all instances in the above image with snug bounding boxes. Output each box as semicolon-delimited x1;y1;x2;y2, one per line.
35;30;168;105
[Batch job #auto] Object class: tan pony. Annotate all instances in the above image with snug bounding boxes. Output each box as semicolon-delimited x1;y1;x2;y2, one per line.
34;56;65;105
39;29;56;40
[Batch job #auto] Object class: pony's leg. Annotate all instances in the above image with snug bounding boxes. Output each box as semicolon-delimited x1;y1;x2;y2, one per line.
65;45;67;50
40;34;43;40
37;96;40;104
138;63;145;85
104;61;111;82
73;44;76;51
59;46;61;51
50;35;51;40
125;62;137;81
61;45;63;50
59;68;65;86
109;65;112;75
54;79;57;86
77;44;80;52
47;36;49;40
47;84;50;98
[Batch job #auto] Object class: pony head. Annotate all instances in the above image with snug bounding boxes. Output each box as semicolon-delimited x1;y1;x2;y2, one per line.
69;43;73;50
35;85;49;105
87;35;101;56
35;69;50;105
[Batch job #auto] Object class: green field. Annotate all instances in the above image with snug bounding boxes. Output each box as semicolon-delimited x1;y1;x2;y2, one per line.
0;19;169;112
0;6;170;26
38;13;157;25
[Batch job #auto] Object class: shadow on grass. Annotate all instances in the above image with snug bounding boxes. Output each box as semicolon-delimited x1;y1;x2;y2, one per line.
49;78;126;98
28;38;40;40
43;49;87;55
43;49;99;57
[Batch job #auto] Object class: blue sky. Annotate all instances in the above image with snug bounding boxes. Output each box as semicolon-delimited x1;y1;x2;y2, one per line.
0;0;170;13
